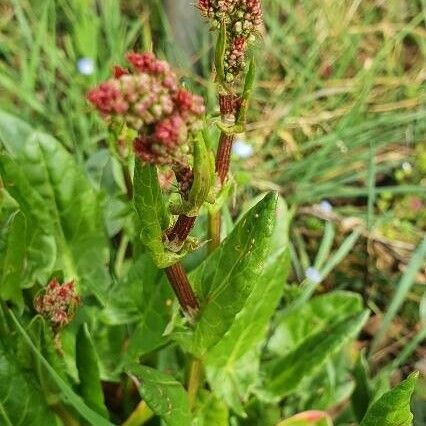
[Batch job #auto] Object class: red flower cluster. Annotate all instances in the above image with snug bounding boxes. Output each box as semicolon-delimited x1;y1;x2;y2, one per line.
34;279;80;328
87;52;205;165
198;0;263;81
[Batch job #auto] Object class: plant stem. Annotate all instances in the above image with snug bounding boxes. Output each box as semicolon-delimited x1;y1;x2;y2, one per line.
121;401;154;426
215;133;236;184
166;215;197;247
207;93;241;249
165;263;199;318
122;163;133;200
208;210;221;252
187;357;203;409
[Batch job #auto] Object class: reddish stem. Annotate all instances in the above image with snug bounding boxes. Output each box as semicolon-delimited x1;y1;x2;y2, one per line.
215;133;236;184
166;215;197;244
165;263;199;318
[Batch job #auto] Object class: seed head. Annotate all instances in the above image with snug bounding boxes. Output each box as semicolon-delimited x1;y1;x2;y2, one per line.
87;52;205;165
198;0;263;79
34;279;80;329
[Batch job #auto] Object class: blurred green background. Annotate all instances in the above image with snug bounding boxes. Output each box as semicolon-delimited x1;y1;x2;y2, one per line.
0;0;425;421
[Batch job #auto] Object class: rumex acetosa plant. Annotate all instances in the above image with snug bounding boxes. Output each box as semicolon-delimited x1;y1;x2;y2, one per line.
0;1;418;425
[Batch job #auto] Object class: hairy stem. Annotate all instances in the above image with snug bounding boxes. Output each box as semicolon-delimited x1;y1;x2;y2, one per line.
165;263;199;318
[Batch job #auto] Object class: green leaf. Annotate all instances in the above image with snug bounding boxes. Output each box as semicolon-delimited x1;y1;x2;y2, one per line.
265;311;369;399
191;192;278;356
205;250;290;413
101;255;173;363
351;351;373;423
133;161;187;268
214;21;226;84
237;57;256;126
193;390;229;426
268;291;364;356
170;133;215;217
8;309;114;426
277;411;333;426
0;338;57;426
128;365;191;426
76;324;109;418
360;372;418;426
0;211;26;310
0;111;110;302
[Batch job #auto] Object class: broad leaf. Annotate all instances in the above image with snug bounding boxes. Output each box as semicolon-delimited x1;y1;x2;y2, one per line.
133;161;187;267
265;311;369;398
206;250;290;413
191;192;278;356
360;372;418;426
128;365;191;426
0;111;110;302
101;255;173;363
193;390;229;426
351;351;373;423
9;310;113;426
0;211;26;310
76;324;109;418
268;291;364;356
0;338;57;426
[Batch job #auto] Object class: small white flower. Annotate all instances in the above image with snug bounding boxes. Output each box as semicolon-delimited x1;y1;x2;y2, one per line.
77;57;95;76
319;200;333;214
402;162;412;173
233;138;254;159
305;267;321;284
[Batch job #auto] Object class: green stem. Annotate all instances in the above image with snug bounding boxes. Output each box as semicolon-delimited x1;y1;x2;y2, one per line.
121;401;154;426
51;404;81;426
187;358;204;409
208;210;221;252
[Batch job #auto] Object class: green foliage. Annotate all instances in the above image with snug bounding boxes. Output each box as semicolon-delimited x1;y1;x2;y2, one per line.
134;161;186;267
9;310;113;426
206;250;290;414
76;324;109;418
0;211;26;310
193;391;229;426
0;339;57;426
190;193;278;356
170;134;216;217
128;365;191;426
101;255;173;363
214;22;227;85
0;111;110;302
265;311;369;398
360;373;418;426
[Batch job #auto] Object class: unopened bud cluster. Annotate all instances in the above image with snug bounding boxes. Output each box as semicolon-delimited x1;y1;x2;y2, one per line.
88;52;205;164
34;279;80;328
198;0;262;80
